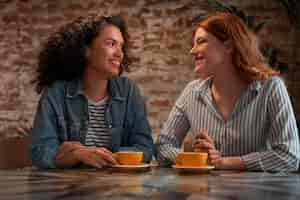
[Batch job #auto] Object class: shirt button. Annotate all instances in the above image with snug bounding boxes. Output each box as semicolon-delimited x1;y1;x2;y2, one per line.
108;124;112;128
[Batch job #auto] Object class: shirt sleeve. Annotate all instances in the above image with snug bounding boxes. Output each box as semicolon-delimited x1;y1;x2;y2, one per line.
241;77;300;172
155;85;191;167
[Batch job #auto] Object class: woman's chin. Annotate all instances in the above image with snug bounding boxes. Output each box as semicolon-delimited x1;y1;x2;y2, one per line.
194;65;204;74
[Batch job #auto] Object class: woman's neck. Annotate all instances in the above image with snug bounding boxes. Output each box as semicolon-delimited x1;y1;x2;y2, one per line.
210;65;248;120
82;68;108;102
212;64;247;99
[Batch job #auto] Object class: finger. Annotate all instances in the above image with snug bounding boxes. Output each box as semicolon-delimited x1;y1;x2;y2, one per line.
91;152;110;167
59;142;74;151
94;149;117;165
193;138;207;145
193;147;207;152
195;130;214;144
98;147;113;155
102;154;118;165
79;148;109;168
195;130;208;139
71;142;83;148
209;154;220;161
208;148;218;154
193;141;215;150
57;142;81;159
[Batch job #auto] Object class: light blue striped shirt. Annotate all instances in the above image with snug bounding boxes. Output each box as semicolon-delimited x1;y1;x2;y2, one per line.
155;76;299;172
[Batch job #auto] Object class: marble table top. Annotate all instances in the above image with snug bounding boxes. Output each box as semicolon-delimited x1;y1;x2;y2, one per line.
0;167;299;200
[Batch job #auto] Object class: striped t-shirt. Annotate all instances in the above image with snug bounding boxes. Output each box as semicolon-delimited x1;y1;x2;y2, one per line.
155;76;299;172
85;96;111;148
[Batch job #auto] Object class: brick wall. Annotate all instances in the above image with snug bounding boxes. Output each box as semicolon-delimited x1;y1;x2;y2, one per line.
0;0;299;139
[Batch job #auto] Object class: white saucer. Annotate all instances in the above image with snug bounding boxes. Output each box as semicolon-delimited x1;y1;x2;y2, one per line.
112;164;150;169
110;164;151;172
172;165;215;173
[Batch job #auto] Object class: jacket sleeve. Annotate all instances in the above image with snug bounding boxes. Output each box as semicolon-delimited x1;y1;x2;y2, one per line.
241;77;300;172
30;91;60;169
119;82;153;163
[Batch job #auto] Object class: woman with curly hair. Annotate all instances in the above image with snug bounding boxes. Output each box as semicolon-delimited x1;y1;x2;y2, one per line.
30;14;153;169
155;13;299;172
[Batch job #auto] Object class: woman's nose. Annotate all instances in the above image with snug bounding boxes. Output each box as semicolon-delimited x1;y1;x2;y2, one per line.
190;45;196;55
115;46;123;58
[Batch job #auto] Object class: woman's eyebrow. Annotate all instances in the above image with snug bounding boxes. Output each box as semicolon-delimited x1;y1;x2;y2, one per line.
104;38;124;46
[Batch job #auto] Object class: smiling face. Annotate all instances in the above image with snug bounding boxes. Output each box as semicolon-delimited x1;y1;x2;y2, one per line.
85;25;124;79
190;27;230;78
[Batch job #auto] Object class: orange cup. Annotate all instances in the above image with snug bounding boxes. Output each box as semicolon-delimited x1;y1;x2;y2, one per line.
174;152;208;166
113;151;143;165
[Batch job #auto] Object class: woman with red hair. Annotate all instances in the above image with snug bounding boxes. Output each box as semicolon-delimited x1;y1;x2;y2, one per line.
155;13;299;172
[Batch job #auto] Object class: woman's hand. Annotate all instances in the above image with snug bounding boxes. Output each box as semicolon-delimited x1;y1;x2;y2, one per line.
73;146;118;168
192;130;246;170
55;142;118;168
193;130;223;168
193;130;215;152
207;148;224;169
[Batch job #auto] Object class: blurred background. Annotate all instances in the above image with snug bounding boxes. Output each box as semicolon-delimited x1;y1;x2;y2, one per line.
0;0;299;141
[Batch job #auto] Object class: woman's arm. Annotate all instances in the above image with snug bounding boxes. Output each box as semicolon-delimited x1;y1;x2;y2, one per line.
241;78;299;172
30;92;61;169
155;85;192;166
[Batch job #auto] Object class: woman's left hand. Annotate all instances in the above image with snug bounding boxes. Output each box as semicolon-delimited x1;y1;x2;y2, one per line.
207;148;224;169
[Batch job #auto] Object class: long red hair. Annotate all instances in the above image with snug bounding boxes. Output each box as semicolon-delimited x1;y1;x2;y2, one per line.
198;12;279;81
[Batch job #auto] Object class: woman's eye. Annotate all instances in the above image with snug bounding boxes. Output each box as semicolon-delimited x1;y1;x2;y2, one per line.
106;41;114;47
197;40;205;45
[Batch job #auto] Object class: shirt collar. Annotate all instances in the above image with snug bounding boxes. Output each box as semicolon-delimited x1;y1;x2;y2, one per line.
193;77;213;97
66;79;81;98
193;77;262;99
249;80;262;92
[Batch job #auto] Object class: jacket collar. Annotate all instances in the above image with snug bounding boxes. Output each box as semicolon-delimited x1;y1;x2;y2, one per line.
66;78;125;101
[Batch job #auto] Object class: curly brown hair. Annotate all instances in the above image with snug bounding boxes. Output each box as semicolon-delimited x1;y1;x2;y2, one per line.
33;14;131;94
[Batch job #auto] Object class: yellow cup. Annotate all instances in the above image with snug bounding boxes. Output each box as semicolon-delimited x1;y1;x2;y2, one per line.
113;151;143;165
174;152;208;166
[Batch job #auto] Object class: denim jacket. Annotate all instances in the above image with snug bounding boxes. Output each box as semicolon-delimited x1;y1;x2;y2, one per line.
30;76;153;169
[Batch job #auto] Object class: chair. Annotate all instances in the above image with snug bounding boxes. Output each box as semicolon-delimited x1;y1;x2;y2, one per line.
0;136;32;169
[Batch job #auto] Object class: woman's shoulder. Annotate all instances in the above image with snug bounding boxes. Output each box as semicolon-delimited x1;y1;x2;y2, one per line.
256;75;290;100
261;75;286;90
40;80;70;99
